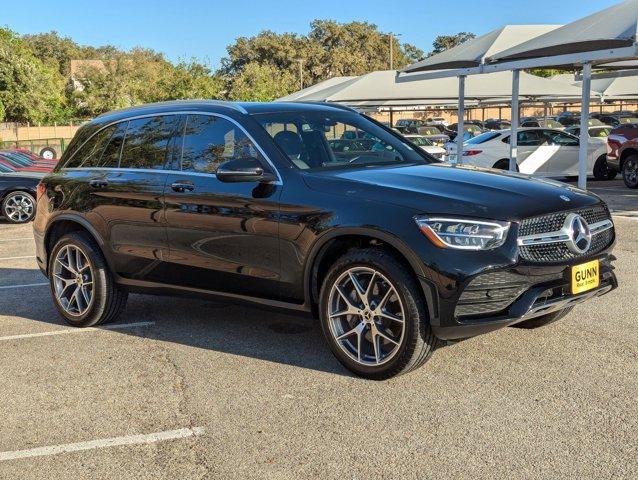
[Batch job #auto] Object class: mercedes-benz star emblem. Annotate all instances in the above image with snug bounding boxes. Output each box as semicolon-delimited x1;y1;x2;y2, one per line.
564;213;592;254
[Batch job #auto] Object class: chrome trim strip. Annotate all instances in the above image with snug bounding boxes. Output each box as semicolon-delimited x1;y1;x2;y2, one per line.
517;218;613;246
61;110;282;185
520;284;613;322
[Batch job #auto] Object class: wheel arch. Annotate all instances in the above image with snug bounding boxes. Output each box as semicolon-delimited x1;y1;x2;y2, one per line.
43;215;110;274
619;147;638;170
304;228;436;319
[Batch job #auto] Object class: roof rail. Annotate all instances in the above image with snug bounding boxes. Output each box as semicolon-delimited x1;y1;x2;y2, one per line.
297;101;361;114
96;99;248;119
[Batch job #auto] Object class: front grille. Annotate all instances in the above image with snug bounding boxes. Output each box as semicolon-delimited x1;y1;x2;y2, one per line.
518;205;614;263
518;205;610;236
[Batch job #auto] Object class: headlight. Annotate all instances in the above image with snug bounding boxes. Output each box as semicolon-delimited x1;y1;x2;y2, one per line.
415;216;510;250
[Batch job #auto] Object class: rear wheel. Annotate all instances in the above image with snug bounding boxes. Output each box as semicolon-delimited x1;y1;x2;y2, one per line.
319;248;438;380
593;155;617;180
39;146;57;160
49;232;128;327
622;155;638;188
512;307;573;329
1;191;36;224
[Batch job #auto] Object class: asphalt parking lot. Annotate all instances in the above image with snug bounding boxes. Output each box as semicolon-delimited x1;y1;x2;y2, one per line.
0;185;636;479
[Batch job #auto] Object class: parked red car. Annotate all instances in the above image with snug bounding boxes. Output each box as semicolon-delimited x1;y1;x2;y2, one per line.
0;150;55;173
607;124;638;188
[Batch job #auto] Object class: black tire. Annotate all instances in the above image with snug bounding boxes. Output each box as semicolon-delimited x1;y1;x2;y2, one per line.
319;248;438;380
593;155;617;181
622;154;638;189
493;159;519;171
511;307;573;330
1;191;36;224
48;232;128;327
39;146;57;160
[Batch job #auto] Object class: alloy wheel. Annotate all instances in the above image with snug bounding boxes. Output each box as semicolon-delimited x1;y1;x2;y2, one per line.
53;245;94;316
625;158;638;187
4;193;34;223
327;267;405;366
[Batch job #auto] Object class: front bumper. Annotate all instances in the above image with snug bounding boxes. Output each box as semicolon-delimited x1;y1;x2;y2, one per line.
430;255;617;340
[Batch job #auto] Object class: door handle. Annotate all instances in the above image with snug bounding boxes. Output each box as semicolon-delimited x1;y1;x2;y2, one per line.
170;181;195;192
89;178;109;188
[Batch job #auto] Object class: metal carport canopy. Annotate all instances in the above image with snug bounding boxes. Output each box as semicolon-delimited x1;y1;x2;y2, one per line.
483;0;638;189
399;0;638;189
398;25;562;172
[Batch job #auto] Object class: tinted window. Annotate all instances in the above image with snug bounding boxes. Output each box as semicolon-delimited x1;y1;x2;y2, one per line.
64;124;117;168
100;122;128;168
543;130;578;146
119;115;180;169
256;111;427;171
179;114;263;174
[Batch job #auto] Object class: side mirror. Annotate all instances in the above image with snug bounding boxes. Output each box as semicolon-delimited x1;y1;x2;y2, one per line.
216;157;276;183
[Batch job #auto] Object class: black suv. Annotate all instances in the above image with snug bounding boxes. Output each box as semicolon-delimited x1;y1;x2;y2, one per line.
34;101;617;379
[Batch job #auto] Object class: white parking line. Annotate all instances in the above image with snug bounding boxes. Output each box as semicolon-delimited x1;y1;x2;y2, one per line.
0;426;204;461
0;321;155;342
0;282;48;290
0;255;36;261
0;237;34;242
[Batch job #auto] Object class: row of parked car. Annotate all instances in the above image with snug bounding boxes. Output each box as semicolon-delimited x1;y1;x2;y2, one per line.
0;149;57;224
393;111;638;144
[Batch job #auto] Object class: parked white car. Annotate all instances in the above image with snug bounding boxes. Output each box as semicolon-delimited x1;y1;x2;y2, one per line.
404;134;447;160
426;117;449;128
446;128;611;180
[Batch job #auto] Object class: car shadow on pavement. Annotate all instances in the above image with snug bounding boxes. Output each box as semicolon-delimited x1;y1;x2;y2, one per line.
0;266;351;377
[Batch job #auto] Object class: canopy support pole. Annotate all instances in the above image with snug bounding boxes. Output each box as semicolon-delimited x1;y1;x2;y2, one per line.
509;70;520;172
578;63;592;190
457;75;466;165
543;102;548;120
389;109;394;127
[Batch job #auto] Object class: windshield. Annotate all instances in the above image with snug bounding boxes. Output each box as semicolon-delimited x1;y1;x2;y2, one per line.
545;120;563;129
420;127;441;136
408;136;433;146
254;110;429;171
619;117;638;124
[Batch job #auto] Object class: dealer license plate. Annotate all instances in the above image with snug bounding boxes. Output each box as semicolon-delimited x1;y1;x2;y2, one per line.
571;260;600;295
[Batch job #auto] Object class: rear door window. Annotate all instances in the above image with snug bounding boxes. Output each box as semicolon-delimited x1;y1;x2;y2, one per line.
100;122;128;168
119;115;180;169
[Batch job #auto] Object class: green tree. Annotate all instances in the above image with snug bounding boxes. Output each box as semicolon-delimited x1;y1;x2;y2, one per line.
222;20;425;99
431;32;476;55
159;60;225;100
227;62;297;101
0;28;68;123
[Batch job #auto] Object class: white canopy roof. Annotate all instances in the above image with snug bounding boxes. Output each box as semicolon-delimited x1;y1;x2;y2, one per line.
552;72;638;99
277;76;357;101
401;25;560;73
488;0;638;64
277;70;589;106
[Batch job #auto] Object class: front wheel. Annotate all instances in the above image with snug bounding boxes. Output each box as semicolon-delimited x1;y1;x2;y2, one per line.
1;191;36;223
623;155;638;188
49;232;128;327
319;249;438;380
593;155;617;180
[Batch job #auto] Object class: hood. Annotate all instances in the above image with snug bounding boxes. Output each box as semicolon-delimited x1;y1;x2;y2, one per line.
303;163;601;221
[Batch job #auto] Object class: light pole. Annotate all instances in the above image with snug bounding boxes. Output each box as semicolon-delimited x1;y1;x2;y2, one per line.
388;33;402;70
295;58;304;90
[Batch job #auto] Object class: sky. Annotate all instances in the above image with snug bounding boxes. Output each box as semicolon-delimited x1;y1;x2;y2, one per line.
2;0;622;68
